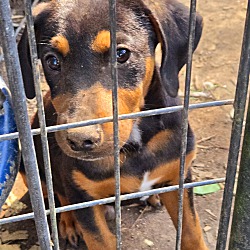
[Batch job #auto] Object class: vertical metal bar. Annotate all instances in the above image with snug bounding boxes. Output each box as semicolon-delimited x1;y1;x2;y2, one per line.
109;0;121;249
24;0;60;249
0;1;52;249
216;1;250;249
15;0;39;38
229;92;250;249
176;0;197;249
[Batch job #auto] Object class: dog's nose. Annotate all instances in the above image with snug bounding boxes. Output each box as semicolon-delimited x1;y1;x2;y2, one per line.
67;138;97;151
67;128;101;151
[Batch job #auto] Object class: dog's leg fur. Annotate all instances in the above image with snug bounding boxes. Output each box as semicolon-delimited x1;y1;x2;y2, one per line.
160;189;208;250
63;184;116;249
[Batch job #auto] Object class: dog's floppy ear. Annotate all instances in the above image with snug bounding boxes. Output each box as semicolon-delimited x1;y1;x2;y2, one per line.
18;27;35;99
18;2;50;99
142;0;203;97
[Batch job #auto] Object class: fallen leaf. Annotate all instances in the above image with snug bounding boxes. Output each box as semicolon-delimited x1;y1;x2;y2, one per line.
203;225;212;232
194;183;221;195
144;239;154;247
203;81;215;90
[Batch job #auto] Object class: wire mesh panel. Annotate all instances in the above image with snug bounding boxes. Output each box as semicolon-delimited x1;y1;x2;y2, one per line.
0;0;249;250
217;1;250;249
0;0;52;249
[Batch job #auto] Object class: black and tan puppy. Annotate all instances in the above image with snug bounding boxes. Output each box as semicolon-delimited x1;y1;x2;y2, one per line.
18;0;208;249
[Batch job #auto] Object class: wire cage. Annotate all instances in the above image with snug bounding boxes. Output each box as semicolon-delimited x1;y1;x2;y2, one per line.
0;0;250;249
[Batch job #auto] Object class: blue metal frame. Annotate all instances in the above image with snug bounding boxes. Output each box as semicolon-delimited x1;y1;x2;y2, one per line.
0;77;20;208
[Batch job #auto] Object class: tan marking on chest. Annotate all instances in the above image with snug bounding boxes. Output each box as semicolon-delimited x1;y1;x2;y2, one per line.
72;171;141;199
50;35;70;57
147;130;173;153
149;150;196;185
140;172;161;192
91;30;111;53
72;151;195;202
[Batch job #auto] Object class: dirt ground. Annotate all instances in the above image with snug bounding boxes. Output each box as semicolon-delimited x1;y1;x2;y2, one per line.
0;0;248;249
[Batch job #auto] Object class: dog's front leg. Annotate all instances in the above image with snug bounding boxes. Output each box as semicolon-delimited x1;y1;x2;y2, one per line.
64;185;116;250
159;168;208;250
76;205;116;250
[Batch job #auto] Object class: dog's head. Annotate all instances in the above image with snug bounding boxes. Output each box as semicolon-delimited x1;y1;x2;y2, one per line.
18;0;202;161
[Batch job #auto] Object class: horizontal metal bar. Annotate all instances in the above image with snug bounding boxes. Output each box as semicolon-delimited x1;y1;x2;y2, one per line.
0;178;225;225
0;99;233;142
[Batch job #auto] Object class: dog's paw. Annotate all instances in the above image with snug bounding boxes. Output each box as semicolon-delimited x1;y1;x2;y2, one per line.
59;211;82;247
147;195;162;209
104;205;115;221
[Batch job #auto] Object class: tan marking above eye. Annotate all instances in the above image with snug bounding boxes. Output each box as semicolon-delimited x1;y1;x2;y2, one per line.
50;35;70;57
91;30;111;53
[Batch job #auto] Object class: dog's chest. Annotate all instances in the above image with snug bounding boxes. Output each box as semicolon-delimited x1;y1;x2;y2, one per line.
72;168;164;199
71;148;196;199
139;172;161;192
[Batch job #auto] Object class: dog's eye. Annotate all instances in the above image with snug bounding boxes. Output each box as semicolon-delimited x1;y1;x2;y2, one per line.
46;55;61;71
116;48;130;63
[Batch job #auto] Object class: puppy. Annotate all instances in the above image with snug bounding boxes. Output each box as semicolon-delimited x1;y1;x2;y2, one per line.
18;0;208;249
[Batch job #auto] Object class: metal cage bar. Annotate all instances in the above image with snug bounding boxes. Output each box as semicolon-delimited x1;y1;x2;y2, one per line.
229;78;250;250
0;99;234;142
109;0;122;249
0;178;225;226
216;1;250;249
24;0;59;248
176;0;197;249
0;0;52;249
